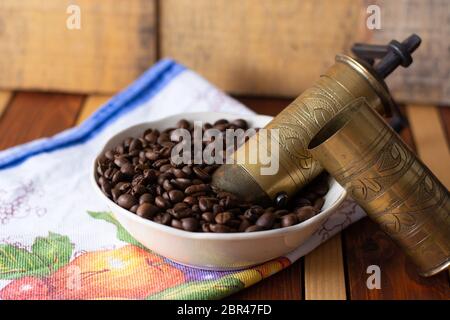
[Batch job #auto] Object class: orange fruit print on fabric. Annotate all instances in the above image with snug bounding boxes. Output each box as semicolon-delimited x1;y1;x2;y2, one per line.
0;245;185;300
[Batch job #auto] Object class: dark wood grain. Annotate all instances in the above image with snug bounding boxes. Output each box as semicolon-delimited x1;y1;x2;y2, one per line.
342;110;450;300
235;96;292;117
0;92;84;150
439;107;450;144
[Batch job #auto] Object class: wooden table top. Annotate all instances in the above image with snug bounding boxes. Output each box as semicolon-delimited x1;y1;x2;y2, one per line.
0;90;448;300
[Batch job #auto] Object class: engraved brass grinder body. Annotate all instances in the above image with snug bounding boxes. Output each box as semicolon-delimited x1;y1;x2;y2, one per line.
212;54;395;205
308;100;450;277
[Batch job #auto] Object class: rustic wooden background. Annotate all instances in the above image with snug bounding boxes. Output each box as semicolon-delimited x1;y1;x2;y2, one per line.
0;0;449;105
0;0;448;300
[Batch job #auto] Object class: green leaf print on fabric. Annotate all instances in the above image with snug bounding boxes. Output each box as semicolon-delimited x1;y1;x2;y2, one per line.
0;232;74;279
31;232;73;272
147;277;244;300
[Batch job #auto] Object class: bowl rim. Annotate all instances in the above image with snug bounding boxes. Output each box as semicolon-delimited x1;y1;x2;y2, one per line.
90;111;347;241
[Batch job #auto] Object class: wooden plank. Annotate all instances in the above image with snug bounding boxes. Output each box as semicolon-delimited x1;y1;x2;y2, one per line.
161;0;450;105
76;94;113;125
229;260;303;300
440;107;450;143
372;0;450;106
235;96;291;116
304;235;347;300
161;0;368;97
343;218;450;299
0;1;156;94
406;105;450;189
343;109;450;299
0;91;13;118
0;92;84;150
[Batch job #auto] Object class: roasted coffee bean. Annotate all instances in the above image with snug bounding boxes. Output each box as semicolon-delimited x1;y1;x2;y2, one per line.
181;165;193;176
123;137;133;148
114;156;129;168
244;206;264;222
177;119;190;129
172;168;187;178
153;158;169;168
221;196;239;209
185;184;210;195
132;184;146;196
191;179;204;185
161;213;172;225
212;204;224;214
173;202;189;212
104;150;115;160
201;212;214;223
171;178;192;189
156;185;164;196
158;173;171;186
295;206;318;222
115;144;125;154
130;204;138;213
171;219;183;230
139;193;154;204
160;164;172;173
111;188;121;201
245;225;264;232
255;212;276;229
238;219;251;232
209;224;231;233
191;204;201;213
155;196;171;209
313;197;325;210
215;211;233;224
231;119;248;129
100;181;112;196
183;196;198;206
201;223;211;232
281;213;298;228
274;209;289;217
190;191;206;198
227;219;241;229
168;190;184;203
117;194;137;209
214;119;228;126
162;192;170;201
157;133;170;144
198;197;217;212
181;217;198;232
129;139;143;152
303;192;318;203
145;150;160;161
193;167;211;181
120;163;135;177
116;182;131;192
170;203;192;218
136;203;159;218
293;198;311;208
162;179;174;191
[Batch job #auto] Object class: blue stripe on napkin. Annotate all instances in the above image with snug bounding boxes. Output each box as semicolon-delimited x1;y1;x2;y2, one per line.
0;59;185;170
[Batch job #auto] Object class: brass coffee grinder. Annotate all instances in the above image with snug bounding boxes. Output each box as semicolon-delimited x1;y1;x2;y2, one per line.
212;34;450;277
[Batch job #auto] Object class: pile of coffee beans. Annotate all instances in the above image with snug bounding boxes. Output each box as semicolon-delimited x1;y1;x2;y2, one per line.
96;118;329;233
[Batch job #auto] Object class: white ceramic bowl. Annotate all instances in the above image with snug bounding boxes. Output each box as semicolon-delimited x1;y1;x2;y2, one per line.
91;112;347;270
